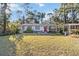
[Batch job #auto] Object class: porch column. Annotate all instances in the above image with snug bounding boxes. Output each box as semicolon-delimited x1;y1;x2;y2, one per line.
68;24;71;34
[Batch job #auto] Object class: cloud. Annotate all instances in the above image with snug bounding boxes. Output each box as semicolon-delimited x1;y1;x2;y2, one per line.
38;3;45;7
39;3;45;6
9;4;22;11
9;3;18;8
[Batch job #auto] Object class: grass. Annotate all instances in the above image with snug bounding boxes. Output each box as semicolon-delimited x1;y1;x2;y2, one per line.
13;34;79;56
0;34;79;56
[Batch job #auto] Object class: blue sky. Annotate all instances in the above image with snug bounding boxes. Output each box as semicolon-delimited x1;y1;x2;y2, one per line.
10;3;61;21
29;3;60;12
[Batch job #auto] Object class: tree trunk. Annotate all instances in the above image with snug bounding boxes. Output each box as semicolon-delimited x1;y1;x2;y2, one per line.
2;3;7;33
3;14;7;33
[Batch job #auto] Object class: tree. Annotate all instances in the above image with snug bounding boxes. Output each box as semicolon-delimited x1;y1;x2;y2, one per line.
59;3;69;23
26;10;35;23
59;3;79;23
22;15;25;24
36;12;45;23
16;10;22;19
0;3;11;33
40;12;45;23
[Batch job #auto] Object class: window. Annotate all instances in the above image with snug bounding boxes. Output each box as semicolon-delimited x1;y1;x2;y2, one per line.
76;25;79;29
71;25;75;29
35;26;40;30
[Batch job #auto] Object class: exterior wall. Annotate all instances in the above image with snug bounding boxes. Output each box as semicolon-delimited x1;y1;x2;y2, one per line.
64;24;79;34
32;26;44;32
21;25;45;32
20;24;51;33
33;26;49;32
31;26;34;31
47;26;49;32
40;26;44;32
22;25;27;31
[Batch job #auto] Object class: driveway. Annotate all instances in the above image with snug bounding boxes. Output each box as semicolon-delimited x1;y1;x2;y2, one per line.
0;36;15;56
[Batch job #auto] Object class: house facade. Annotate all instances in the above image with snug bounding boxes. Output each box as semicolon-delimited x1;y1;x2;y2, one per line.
19;12;57;33
20;24;50;33
64;24;79;34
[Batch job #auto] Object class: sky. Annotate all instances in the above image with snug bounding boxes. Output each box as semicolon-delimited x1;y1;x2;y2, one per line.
9;3;61;21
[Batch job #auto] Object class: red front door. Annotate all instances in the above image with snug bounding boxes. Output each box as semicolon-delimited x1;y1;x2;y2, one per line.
44;26;47;32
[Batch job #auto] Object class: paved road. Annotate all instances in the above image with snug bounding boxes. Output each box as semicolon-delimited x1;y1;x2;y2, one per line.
0;36;15;56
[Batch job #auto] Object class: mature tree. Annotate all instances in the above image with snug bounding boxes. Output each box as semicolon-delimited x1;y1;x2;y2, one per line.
36;12;45;23
0;3;11;33
40;12;45;23
16;10;22;18
59;3;79;23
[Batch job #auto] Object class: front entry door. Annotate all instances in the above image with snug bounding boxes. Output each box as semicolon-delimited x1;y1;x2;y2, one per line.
44;26;47;32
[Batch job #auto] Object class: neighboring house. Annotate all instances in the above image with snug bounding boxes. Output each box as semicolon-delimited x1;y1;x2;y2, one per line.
64;23;79;34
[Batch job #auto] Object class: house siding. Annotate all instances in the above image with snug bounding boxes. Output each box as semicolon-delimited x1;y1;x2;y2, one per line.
20;24;51;33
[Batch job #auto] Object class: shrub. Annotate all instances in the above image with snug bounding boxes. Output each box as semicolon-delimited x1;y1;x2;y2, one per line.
8;23;20;34
71;29;79;34
24;27;33;33
15;29;20;34
59;28;64;35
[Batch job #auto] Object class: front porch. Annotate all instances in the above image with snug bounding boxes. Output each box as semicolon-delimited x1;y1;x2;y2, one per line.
64;24;79;35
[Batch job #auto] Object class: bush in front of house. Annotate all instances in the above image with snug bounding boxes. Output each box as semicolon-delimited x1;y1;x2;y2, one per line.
71;29;79;34
24;27;33;33
59;28;63;34
76;30;79;34
15;29;20;34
